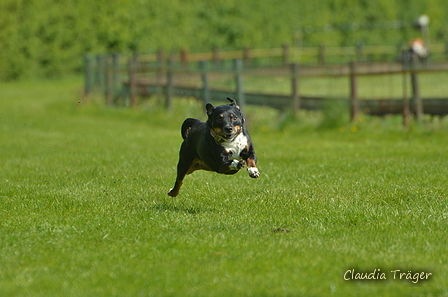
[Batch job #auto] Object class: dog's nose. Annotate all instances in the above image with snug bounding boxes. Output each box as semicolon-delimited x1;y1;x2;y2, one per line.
224;126;233;133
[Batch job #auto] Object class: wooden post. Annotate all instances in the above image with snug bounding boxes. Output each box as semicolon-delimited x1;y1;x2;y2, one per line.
166;55;174;110
282;44;290;65
83;54;93;96
105;56;113;105
445;42;448;61
243;47;251;66
200;60;210;104
402;61;411;129
318;45;325;65
234;59;245;111
213;46;221;69
112;53;119;99
129;53;138;107
350;61;359;122
95;54;103;88
357;42;365;62
180;48;188;67
157;48;165;96
157;48;165;65
291;63;300;114
411;54;423;122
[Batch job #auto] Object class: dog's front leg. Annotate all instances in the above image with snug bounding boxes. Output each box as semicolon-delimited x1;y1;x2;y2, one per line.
216;160;239;174
229;159;246;170
246;157;260;178
214;153;245;174
240;143;260;178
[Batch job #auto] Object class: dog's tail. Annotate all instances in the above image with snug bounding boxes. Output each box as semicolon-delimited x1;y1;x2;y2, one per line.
181;118;201;139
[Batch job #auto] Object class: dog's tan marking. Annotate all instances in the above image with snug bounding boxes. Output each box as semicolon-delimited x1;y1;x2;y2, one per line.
246;157;260;178
247;157;257;168
187;158;212;174
168;159;212;197
233;125;242;134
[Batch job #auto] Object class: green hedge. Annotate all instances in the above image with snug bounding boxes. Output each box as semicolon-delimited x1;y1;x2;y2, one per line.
1;0;447;80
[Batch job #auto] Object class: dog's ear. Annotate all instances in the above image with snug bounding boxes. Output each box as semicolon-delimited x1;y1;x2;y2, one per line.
205;103;215;116
227;97;236;105
226;97;240;110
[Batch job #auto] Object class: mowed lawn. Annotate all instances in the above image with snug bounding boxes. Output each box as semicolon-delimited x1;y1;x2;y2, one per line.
1;77;447;296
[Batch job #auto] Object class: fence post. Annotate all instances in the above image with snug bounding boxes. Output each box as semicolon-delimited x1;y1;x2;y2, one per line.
291;63;300;114
357;42;365;62
166;55;175;110
283;44;290;65
157;48;165;96
350;61;359;122
319;45;325;64
411;54;423;122
105;55;113;105
157;48;165;64
180;48;188;67
445;42;448;61
402;59;411;129
83;54;93;96
200;60;210;105
129;53;138;107
213;46;221;69
112;53;119;100
243;47;251;66
95;54;104;89
234;59;246;111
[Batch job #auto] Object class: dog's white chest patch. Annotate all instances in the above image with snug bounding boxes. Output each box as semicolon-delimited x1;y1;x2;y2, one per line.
221;133;248;159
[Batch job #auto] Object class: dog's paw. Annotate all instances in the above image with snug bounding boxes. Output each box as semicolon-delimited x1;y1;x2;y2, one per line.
248;167;260;178
237;159;246;169
229;159;239;170
168;188;179;197
230;159;246;170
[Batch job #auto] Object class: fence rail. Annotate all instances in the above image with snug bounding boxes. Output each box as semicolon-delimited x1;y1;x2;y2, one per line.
134;43;448;64
84;45;448;127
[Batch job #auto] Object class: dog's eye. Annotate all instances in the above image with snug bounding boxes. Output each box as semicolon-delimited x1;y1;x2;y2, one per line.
232;116;238;121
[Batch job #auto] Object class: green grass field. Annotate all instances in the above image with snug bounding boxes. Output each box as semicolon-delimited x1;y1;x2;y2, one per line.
1;77;447;296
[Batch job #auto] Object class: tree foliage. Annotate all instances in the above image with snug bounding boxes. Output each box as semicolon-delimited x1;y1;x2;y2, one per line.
1;0;446;80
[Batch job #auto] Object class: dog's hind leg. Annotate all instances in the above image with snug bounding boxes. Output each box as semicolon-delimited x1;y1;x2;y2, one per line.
168;180;183;197
168;141;199;197
168;157;211;197
168;158;190;197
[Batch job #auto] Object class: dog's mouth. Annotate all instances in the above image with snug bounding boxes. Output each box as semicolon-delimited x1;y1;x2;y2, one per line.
211;127;242;143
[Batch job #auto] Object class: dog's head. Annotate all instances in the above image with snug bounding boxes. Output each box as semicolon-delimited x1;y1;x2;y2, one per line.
206;98;245;141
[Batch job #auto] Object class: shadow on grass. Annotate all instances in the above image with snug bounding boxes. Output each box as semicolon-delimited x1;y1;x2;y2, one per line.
151;201;217;215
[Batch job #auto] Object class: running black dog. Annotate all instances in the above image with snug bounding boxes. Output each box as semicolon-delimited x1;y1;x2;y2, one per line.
168;98;260;197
